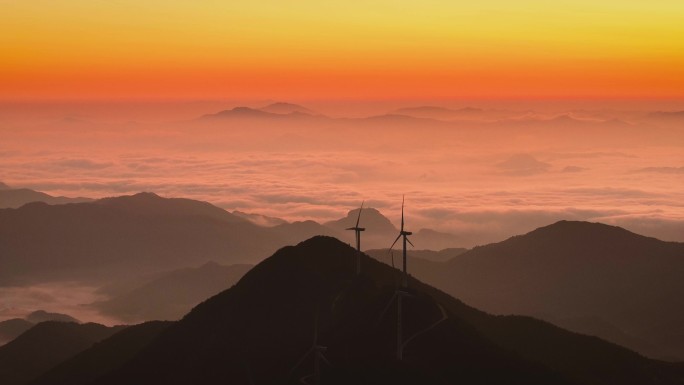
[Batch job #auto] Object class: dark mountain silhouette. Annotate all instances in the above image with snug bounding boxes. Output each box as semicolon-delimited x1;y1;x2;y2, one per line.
33;237;684;385
402;221;684;360
0;193;286;285
0;319;33;346
0;186;92;209
31;322;171;385
0;192;461;286
259;102;316;115
26;311;79;324
0;322;125;385
89;263;252;323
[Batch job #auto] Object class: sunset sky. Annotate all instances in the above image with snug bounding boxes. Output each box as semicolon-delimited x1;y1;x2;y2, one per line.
2;0;684;100
1;1;683;248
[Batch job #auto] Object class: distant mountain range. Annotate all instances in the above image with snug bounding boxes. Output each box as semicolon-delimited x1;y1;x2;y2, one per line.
0;192;281;284
4;187;684;361
199;102;323;121
4;237;683;385
259;102;317;115
0;183;91;209
0;191;460;286
381;220;684;360
193;102;664;128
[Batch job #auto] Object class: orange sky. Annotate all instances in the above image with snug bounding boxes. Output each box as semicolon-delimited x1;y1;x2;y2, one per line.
2;1;684;100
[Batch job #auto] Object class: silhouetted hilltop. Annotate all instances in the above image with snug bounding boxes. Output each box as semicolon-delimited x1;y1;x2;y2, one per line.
408;220;684;360
0;322;125;385
90;263;252;323
259;102;316;115
31;322;171;385
0;185;92;209
0;193;285;285
42;236;680;385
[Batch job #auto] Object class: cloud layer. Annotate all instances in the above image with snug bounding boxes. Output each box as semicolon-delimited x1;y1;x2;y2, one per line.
1;105;683;247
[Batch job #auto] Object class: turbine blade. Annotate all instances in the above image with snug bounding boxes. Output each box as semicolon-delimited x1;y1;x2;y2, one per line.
390;251;395;268
406;237;414;248
389;234;401;251
355;201;364;228
401;195;405;231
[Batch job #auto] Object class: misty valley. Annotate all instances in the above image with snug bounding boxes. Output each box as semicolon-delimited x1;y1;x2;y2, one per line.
1;180;684;384
4;0;684;382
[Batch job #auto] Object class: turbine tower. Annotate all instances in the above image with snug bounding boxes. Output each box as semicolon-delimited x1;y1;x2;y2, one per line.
345;201;365;275
390;196;413;288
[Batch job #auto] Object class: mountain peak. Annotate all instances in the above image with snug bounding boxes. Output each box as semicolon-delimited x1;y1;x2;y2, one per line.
200;107;275;120
259;102;315;115
0;181;10;190
324;207;397;232
529;220;647;241
82;233;684;385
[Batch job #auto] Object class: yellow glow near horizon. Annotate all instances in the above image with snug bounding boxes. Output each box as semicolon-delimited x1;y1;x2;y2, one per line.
2;0;683;99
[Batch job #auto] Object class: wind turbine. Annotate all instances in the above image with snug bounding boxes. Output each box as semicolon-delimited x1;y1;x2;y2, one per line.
345;201;365;275
289;312;330;385
389;196;413;288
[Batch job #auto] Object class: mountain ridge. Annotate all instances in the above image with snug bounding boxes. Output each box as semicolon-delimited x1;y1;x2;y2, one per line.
43;236;684;385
